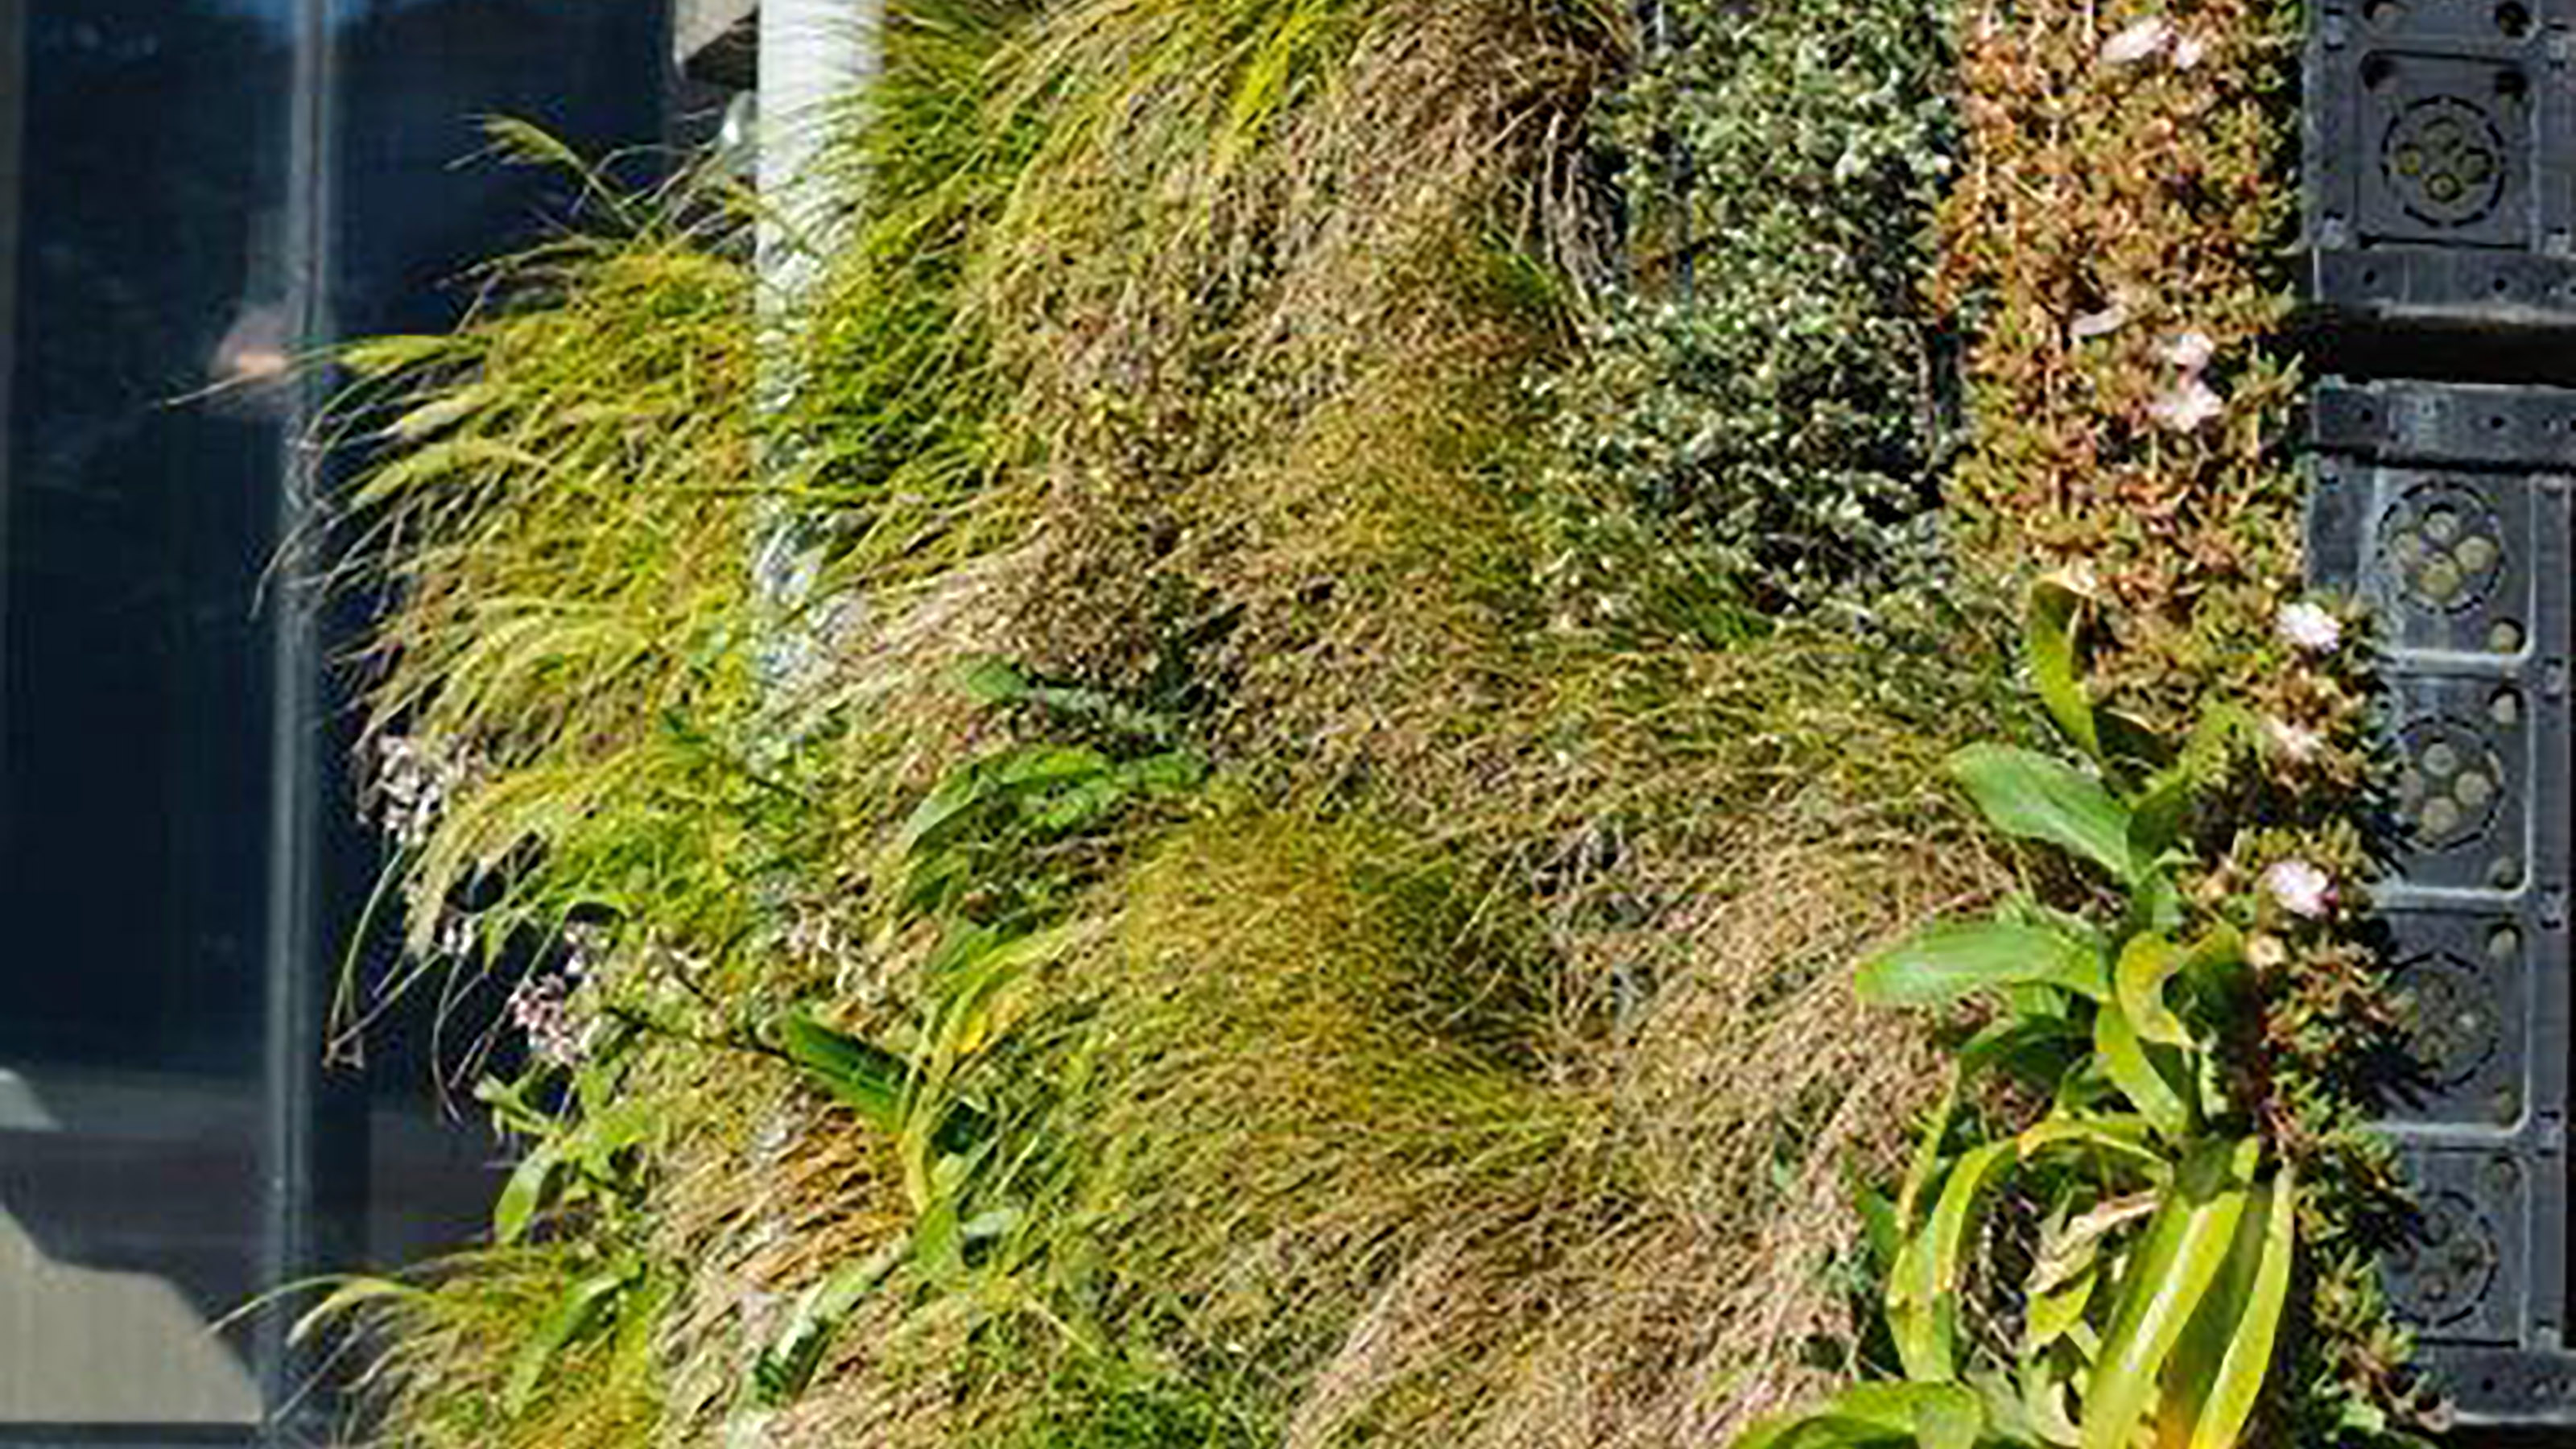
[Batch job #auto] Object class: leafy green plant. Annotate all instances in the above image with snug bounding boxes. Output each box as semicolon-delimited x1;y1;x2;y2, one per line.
1742;575;2294;1449
749;662;1210;1407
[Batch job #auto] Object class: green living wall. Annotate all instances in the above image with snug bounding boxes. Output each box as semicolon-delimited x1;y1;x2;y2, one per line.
316;2;2432;1446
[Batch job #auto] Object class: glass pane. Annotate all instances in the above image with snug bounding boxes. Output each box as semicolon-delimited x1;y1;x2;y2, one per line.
0;0;295;1425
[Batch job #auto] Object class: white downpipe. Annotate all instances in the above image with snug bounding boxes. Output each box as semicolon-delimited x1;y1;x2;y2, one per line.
754;0;879;694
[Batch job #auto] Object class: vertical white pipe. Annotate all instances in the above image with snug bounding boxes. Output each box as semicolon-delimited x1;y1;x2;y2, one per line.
753;0;879;693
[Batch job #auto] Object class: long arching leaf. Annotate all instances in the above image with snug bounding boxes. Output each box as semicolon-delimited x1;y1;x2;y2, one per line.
2184;1171;2297;1449
2095;1001;2190;1137
2081;1141;2256;1449
1860;921;2107;1007
1950;745;2136;883
2028;573;2101;760
2115;934;2190;1048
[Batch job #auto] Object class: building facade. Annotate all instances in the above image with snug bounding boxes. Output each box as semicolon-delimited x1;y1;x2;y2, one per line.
0;2;670;1440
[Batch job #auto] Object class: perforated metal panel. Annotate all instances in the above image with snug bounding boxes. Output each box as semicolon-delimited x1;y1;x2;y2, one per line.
2309;377;2576;1424
2304;0;2576;328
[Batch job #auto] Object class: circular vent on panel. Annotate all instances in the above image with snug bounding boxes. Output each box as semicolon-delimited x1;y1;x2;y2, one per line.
2382;96;2510;228
2395;950;2504;1088
2387;1188;2501;1329
2380;482;2507;614
2396;718;2507;852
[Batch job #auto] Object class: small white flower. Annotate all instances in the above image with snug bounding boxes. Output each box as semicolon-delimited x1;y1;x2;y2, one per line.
2156;330;2216;374
2246;933;2289;969
2046;559;2103;600
2277;601;2343;654
2101;17;2174;65
2071;303;2131;341
2261;859;2336;920
2264;716;2326;763
2171;32;2207;68
2148;378;2225;432
508;970;592;1068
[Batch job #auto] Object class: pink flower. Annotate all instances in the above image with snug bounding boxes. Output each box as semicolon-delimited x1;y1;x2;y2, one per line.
2149;378;2225;432
2156;330;2215;374
2172;33;2207;69
2277;601;2343;654
2264;717;2325;763
2101;18;2174;65
508;972;592;1068
2071;303;2130;341
2261;859;2335;920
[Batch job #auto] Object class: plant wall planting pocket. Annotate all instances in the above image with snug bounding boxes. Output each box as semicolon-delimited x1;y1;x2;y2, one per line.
2309;376;2576;1423
2305;0;2576;332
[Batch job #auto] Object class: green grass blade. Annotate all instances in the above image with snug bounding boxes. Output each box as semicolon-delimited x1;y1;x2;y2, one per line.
2186;1170;2295;1449
2080;1141;2255;1449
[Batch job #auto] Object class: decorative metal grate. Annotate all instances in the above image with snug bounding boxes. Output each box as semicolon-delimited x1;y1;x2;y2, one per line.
2307;378;2576;1423
2305;0;2576;328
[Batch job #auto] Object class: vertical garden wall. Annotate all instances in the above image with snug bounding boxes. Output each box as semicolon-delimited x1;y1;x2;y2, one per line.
316;2;2443;1446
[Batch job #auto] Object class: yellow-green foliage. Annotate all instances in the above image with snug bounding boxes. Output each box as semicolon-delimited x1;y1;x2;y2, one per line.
1933;1;2418;1435
336;225;762;967
312;0;2226;1446
330;1249;666;1449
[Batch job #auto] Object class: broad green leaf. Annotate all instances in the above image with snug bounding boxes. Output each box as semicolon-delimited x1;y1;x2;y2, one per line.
1889;1298;1956;1387
2025;1265;2097;1355
493;1137;563;1246
1887;1232;1957;1384
993;745;1113;790
2183;1171;2296;1449
1892;1141;2016;1382
892;767;992;858
2029;575;2100;760
1752;1384;1985;1449
2081;1141;2256;1449
1860;922;2108;1007
2095;1003;2190;1138
505;1258;636;1414
751;1236;910;1406
1859;1188;1904;1279
2115;935;2190;1048
1951;745;2137;883
1910;1385;1984;1449
2126;768;2194;870
955;656;1033;704
782;1013;909;1134
1896;1077;1961;1231
1923;1141;2021;1298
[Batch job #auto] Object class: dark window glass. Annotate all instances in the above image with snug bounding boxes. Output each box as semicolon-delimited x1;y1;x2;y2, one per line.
0;0;291;1422
0;0;664;1430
